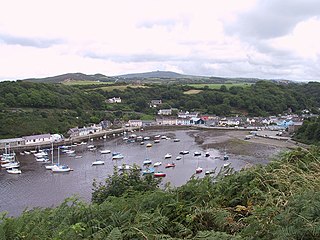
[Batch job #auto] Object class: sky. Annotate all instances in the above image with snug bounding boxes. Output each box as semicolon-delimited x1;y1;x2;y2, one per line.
1;0;320;81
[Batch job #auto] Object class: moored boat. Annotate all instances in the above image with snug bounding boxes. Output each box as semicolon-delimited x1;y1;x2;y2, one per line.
146;143;152;148
194;151;201;156
195;167;203;174
165;163;176;168
153;161;162;167
154;172;166;177
164;153;172;159
100;149;111;154
7;167;22;174
92;160;105;166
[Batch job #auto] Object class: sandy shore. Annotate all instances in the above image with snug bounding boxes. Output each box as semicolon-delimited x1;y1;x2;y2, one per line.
188;129;302;165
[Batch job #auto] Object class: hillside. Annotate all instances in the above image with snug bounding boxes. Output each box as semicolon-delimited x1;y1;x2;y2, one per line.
116;70;196;79
22;73;115;84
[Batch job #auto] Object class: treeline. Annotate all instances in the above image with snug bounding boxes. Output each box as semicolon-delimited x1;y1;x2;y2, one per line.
0;80;320;138
1;147;319;239
294;117;320;145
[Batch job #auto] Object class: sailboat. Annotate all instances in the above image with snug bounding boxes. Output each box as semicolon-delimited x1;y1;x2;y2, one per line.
45;143;58;170
92;149;105;165
51;147;72;172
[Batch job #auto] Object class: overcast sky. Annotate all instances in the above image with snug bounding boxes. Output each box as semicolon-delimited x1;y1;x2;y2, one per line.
1;0;320;81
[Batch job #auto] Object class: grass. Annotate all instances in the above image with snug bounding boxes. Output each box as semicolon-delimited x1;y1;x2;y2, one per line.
184;89;203;95
187;83;253;89
62;80;113;86
97;85;149;92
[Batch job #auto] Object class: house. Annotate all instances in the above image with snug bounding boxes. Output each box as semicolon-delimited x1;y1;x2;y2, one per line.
178;111;199;118
156;117;177;125
107;97;121;103
190;117;205;125
23;134;53;145
141;120;156;127
158;109;172;115
150;100;162;108
0;137;25;149
128;120;143;127
218;118;240;126
68;124;103;137
177;118;191;125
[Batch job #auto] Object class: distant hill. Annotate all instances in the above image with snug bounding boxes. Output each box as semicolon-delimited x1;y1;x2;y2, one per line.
22;73;115;83
20;71;278;84
116;70;195;79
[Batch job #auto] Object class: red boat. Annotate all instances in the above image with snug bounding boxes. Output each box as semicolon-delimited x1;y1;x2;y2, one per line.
195;167;203;174
165;163;176;168
154;172;166;177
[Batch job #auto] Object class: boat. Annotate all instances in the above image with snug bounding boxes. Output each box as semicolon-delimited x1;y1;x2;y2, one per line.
179;150;189;155
112;154;124;160
154;135;161;139
143;159;152;165
137;136;143;141
75;155;83;159
194;152;201;156
164;153;172;159
165;163;176;168
146;143;152;148
223;162;231;168
143;136;150;141
7;167;22;174
35;157;49;162
195;167;203;174
87;144;95;149
92;160;105;166
51;147;72;173
154;172;166;177
154;139;160;143
118;164;133;171
176;156;182;160
100;149;111;154
52;165;72;173
142;167;155;175
205;152;210;157
173;138;180;142
161;135;167;139
153;161;162;167
80;141;87;145
2;161;20;169
140;141;145;145
223;154;229;160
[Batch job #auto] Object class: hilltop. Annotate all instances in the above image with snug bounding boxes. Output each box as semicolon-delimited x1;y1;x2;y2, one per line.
20;71;268;84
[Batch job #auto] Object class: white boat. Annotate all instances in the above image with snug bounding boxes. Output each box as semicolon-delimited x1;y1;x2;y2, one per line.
100;149;111;154
80;141;87;145
173;138;180;142
164;153;172;159
92;160;105;166
7;168;22;174
51;146;72;173
75;155;83;159
51;165;72;172
35;157;49;162
153;161;162;167
194;152;201;156
144;136;151;140
154;139;160;143
176;156;182;160
34;151;48;158
143;159;152;165
161;135;167;139
87;144;95;149
3;161;20;169
205;152;210;157
223;162;231;167
196;167;203;174
146;143;152;148
112;154;124;160
24;151;31;155
180;150;189;155
140;141;145;145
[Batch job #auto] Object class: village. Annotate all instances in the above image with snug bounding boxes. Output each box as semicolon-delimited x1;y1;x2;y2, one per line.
0;97;314;150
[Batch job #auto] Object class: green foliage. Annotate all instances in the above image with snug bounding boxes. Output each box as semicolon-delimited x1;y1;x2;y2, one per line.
1;147;320;239
294;117;320;145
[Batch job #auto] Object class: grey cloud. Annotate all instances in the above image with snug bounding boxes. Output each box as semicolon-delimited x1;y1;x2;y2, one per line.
0;33;63;48
226;0;320;40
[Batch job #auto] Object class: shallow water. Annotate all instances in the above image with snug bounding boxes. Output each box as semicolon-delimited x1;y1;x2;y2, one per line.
0;129;251;216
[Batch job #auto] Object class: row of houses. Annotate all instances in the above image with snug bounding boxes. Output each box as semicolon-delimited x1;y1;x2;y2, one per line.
0;134;63;149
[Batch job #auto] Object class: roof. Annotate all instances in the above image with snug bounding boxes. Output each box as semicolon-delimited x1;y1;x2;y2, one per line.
23;134;51;140
0;138;25;144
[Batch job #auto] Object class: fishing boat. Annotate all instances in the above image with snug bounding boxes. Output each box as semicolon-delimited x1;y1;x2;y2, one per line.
100;149;111;154
180;150;189;155
142;167;155;175
112;154;124;160
7;167;22;174
194;151;201;156
143;159;152;165
165;163;175;168
195;167;203;174
153;161;162;167
92;160;105;166
154;172;166;177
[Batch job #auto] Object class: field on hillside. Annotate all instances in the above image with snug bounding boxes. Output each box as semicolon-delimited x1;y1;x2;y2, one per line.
62;80;113;86
187;82;253;89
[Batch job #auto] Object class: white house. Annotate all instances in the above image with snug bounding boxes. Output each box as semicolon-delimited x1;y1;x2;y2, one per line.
128;120;143;127
150;100;162;108
158;109;172;115
156;117;177;125
178;111;199;118
23;134;53;145
68;124;103;137
108;97;122;103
